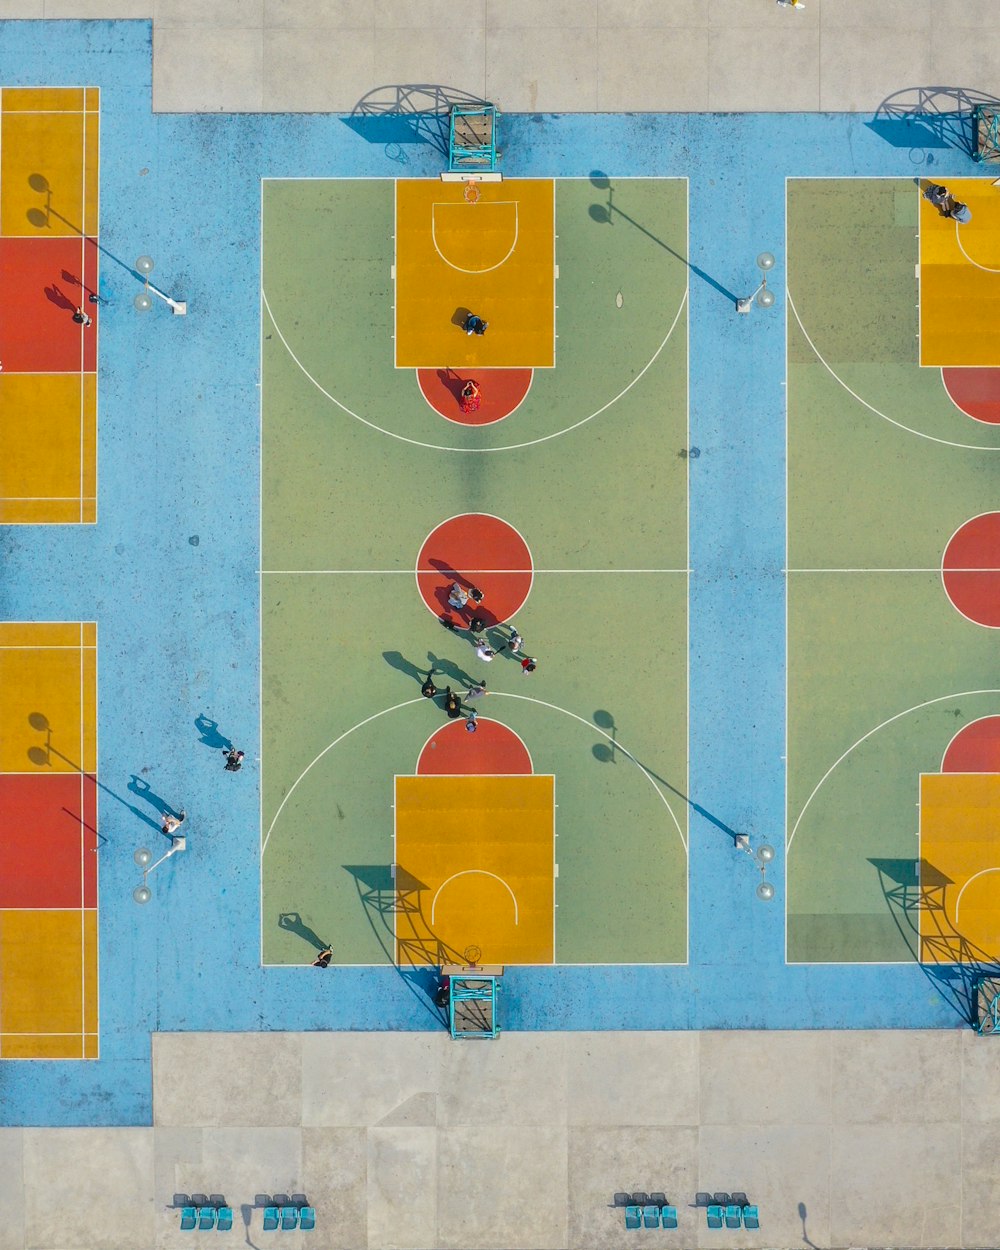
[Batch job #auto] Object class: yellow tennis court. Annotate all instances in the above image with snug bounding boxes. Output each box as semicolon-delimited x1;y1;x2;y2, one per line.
919;178;1000;366
919;772;1000;962
394;774;555;965
394;178;555;369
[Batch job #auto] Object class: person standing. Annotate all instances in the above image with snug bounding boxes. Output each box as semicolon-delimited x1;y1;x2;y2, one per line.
421;671;438;699
465;709;479;733
444;688;463;718
464;313;488;336
223;748;245;771
520;656;538;675
465;680;488;701
72;306;93;326
448;582;469;611
162;810;186;835
476;642;496;662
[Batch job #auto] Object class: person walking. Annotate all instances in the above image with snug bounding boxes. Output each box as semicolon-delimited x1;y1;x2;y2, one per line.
465;680;488;701
475;642;496;662
162;810;186;835
501;624;524;655
465;709;479;733
421;671;438;698
311;947;333;968
520;656;538;675
223;748;245;771
444;687;463;718
72;306;93;326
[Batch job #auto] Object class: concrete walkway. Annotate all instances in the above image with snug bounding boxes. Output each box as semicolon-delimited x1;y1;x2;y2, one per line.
3;1029;1000;1249
1;1;999;114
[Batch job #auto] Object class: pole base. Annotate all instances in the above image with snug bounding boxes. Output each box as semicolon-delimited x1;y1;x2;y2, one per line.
736;297;753;314
170;301;188;315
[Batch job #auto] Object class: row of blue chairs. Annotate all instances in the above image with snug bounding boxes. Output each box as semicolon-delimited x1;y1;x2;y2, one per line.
625;1205;678;1229
262;1205;316;1231
706;1204;759;1230
179;1207;232;1231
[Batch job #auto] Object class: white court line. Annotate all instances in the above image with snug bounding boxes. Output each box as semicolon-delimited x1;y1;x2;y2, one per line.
261;285;686;454
954;220;1000;273
430;201;518;273
954;868;1000;925
786;688;1000;854
430;871;519;925
265;567;689;575
262;693;687;858
787;287;1000;452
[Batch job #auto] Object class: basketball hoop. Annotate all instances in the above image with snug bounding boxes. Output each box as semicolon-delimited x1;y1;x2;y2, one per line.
463;944;482;968
464;179;480;203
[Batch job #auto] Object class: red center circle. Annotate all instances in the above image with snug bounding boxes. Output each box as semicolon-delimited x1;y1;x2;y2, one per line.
942;512;1000;628
417;368;533;426
416;513;533;627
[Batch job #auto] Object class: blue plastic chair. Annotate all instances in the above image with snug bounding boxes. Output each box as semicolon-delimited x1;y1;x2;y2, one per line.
216;1207;233;1231
743;1205;760;1229
725;1205;741;1229
642;1205;660;1228
179;1207;197;1231
660;1205;678;1229
299;1206;316;1230
281;1206;299;1230
706;1205;724;1229
262;1207;280;1231
625;1205;642;1229
197;1207;216;1230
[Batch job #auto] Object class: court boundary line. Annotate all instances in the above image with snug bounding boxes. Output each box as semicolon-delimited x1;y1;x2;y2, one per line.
264;567;690;575
429;199;519;274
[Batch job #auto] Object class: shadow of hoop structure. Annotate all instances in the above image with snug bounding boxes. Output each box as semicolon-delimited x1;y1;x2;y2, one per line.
866;86;1000;158
870;856;1000;1028
345;84;495;160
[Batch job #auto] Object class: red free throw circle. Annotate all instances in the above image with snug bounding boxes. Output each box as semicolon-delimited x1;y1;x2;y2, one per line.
942;716;1000;773
416;513;533;627
942;512;1000;628
417;368;533;426
942;368;1000;425
417;718;533;776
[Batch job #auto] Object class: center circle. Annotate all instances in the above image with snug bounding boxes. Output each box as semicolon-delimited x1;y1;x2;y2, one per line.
416;513;533;626
942;512;1000;628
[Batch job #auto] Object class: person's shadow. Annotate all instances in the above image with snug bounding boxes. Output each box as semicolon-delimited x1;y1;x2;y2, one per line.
128;776;182;821
195;714;232;750
382;651;428;684
278;912;330;953
426;650;476;688
451;306;472;329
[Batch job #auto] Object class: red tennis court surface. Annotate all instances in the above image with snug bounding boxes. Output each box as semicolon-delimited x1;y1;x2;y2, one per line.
0;773;97;908
0;236;98;372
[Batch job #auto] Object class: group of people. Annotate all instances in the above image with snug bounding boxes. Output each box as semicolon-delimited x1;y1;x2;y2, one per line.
923;182;972;224
425;578;539;731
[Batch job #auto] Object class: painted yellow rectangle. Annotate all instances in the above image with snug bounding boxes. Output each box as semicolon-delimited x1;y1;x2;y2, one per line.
395;179;555;368
1;110;90;238
919;179;1000;366
395;774;554;964
84;86;100;112
0;622;91;648
2;1034;86;1060
0;374;94;520
2;87;86;112
919;773;1000;962
84;110;100;236
0;629;96;773
0;909;94;1036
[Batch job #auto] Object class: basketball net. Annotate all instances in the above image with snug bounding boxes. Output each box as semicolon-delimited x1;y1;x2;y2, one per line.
464;179;480;203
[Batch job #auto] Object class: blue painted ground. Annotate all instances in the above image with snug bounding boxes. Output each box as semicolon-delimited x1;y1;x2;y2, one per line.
0;20;978;1126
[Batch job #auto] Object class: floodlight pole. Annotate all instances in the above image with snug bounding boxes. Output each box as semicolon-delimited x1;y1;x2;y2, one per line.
133;255;187;315
132;836;186;903
736;252;777;314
